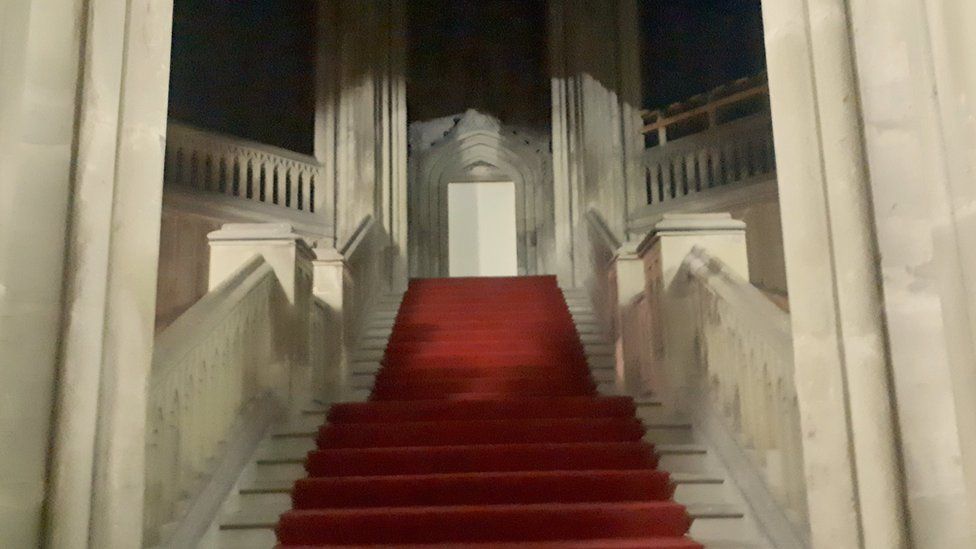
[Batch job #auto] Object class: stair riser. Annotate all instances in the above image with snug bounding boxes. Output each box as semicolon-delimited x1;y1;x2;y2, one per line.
306;444;659;477
293;472;675;509
317;423;646;449
277;504;693;545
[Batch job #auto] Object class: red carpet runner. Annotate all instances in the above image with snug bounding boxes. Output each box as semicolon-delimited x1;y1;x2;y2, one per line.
277;276;702;548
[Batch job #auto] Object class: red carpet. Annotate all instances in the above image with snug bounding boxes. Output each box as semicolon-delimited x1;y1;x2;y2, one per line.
277;276;701;548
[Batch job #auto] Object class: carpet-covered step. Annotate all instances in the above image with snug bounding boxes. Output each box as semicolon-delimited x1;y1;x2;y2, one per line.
292;469;675;509
397;295;570;307
373;363;592;380
382;353;590;369
369;375;595;398
305;441;660;477
316;417;645;448
388;330;585;343
277;501;693;545
327;396;637;423
390;319;580;332
384;340;584;355
276;538;703;549
393;314;573;325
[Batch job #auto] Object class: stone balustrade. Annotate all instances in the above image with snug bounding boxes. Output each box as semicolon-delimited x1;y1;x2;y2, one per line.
637;77;775;209
585;212;810;546
677;246;808;534
144;255;280;545
144;224;318;546
165;120;325;214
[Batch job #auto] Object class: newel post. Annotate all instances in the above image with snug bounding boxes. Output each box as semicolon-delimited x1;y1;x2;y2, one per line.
208;223;314;405
311;247;350;403
643;213;748;411
611;242;651;396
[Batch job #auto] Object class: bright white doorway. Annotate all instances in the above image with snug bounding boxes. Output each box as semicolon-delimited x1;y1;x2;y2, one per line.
447;181;518;277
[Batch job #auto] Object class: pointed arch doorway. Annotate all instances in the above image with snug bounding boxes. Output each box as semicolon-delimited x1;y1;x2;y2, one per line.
408;110;555;278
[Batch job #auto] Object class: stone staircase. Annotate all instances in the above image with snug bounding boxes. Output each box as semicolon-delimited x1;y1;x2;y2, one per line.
208;287;774;548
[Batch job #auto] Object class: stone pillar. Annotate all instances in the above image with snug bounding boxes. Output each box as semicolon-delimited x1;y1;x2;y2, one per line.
209;223;311;301
311;248;350;402
27;1;175;548
548;0;579;287
646;214;748;411
761;0;907;547
549;0;642;287
0;3;85;547
846;0;976;545
611;214;748;403
611;242;648;395
208;224;314;405
313;0;338;229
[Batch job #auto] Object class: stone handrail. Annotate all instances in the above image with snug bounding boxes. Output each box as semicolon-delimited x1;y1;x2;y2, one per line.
312;214;389;402
641;113;775;208
583;210;623;373
165;120;325;214
341;215;385;361
678;246;809;536
144;255;282;545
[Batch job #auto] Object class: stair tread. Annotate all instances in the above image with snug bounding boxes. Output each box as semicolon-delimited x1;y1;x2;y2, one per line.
276;538;703;549
222;501;738;529
243;470;721;494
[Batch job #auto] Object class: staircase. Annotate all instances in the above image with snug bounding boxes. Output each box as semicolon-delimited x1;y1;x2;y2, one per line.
214;278;774;548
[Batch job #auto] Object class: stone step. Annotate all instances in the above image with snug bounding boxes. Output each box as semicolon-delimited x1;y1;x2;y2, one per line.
217;501;746;533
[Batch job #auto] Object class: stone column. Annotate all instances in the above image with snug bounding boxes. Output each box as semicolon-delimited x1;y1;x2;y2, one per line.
311;248;350;402
548;0;579;287
16;0;175;548
313;0;339;231
846;0;976;545
761;0;907;547
208;224;314;405
611;242;648;395
549;0;641;287
648;214;749;411
0;3;85;547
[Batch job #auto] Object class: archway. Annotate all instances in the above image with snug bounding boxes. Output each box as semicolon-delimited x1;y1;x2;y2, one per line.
408;110;554;277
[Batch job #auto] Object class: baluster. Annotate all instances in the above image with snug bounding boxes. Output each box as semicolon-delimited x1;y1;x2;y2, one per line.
661;158;673;202
218;157;228;195
696;150;708;192
273;164;284;205
289;168;300;209
189;152;199;188
164;146;177;184
651;164;663;204
746;138;759;177
233;158;244;197
644;167;654;205
686;152;697;195
245;159;255;200
174;149;185;186
309;174;316;213
258;162;267;203
202;156;213;192
301;171;312;211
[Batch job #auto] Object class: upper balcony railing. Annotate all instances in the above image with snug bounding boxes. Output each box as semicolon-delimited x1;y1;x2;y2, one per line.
165;120;325;214
639;73;775;208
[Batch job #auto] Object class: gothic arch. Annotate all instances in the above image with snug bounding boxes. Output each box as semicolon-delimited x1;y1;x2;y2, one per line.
408;110;553;277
